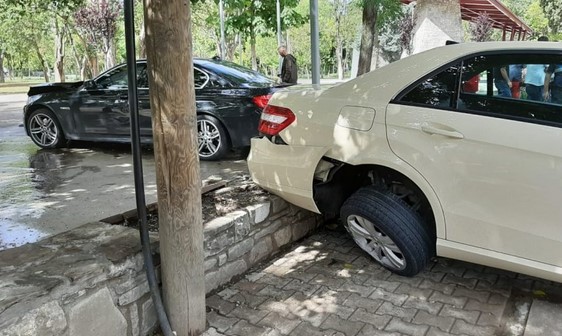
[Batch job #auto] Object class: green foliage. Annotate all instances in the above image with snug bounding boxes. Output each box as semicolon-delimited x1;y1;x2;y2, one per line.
539;0;562;34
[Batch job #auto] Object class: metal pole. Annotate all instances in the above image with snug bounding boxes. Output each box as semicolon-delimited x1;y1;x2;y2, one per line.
310;0;320;85
277;0;283;75
219;0;226;59
123;0;173;335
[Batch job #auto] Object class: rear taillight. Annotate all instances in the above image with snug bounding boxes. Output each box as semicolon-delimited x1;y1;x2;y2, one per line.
258;105;296;136
252;94;272;109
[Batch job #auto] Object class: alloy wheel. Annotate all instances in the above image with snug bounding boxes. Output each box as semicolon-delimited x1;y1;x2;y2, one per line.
197;119;222;158
29;113;59;147
346;214;407;271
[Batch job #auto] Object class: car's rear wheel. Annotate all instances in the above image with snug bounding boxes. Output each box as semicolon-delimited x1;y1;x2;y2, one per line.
27;109;65;149
340;186;432;277
197;115;229;161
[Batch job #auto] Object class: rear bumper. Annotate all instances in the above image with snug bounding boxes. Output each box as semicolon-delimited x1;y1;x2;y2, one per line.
247;137;328;213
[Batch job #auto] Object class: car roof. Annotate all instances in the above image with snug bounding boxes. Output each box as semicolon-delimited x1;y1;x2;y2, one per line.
328;41;562;104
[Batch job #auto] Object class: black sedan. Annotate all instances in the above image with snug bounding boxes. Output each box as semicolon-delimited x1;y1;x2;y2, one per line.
24;59;280;160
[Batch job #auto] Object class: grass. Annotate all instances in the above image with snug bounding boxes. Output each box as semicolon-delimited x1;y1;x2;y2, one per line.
0;79;43;94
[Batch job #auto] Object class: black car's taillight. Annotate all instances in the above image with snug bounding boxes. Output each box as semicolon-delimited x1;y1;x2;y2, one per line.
252;94;273;109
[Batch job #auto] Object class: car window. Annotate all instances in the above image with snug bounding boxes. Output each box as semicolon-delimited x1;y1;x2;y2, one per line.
95;64;148;90
399;64;460;108
198;60;275;88
194;68;209;89
458;53;562;127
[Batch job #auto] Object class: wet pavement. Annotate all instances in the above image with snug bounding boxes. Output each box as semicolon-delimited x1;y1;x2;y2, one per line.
0;94;249;250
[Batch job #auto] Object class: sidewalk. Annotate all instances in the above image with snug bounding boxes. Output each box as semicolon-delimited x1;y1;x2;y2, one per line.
203;228;562;336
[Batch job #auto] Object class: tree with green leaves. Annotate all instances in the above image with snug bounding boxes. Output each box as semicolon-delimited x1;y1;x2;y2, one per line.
539;0;562;35
356;0;401;76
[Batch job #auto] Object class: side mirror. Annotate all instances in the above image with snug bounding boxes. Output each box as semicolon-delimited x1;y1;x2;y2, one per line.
84;80;97;89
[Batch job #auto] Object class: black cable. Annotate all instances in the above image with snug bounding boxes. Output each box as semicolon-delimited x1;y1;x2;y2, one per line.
123;1;174;335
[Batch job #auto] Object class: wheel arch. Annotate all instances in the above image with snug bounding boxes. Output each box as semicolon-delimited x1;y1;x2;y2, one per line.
197;111;232;147
314;159;445;241
24;104;65;138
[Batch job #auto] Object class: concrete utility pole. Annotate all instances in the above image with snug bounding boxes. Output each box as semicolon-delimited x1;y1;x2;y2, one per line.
310;0;320;85
143;0;206;334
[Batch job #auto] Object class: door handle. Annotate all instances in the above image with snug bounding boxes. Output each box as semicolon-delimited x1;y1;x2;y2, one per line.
421;125;464;139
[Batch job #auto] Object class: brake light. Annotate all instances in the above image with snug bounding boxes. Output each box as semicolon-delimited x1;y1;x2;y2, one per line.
252;94;272;109
258;105;296;136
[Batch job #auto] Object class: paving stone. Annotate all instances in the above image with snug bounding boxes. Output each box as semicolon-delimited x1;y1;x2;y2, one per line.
476;279;512;297
488;293;509;305
413;310;455;332
255;274;292;288
338;282;375;297
342;293;383;311
524;300;562;336
463;270;498;284
283;279;320;297
417;270;446;283
310;274;346;288
387;274;424;287
230;306;268;324
363;279;402;292
358;324;403;336
429;291;467;308
432;260;466;277
232;280;267;293
207;295;237;315
207;311;239;333
395;284;433;300
376;302;417;322
443;274;478;289
227;320;272;336
477;311;502;327
258;300;298;319
385;318;429;336
464;299;505;316
439;304;480;324
450;320;496;336
68;287;127;336
257;312;301;335
257;285;295;301
349;308;392;329
320;314;365;336
202;327;226;336
369;288;409;306
313;287;353;304
453;287;491;303
227;291;269;309
290;322;340;336
402;297;443;315
427;326;454;336
419;279;456;295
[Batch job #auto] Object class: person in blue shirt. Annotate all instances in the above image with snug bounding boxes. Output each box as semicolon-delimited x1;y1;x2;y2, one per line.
525;64;547;101
509;64;525;98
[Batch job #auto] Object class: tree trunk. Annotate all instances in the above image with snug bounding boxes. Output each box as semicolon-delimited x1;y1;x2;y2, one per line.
89;55;99;77
54;18;65;82
144;0;206;334
138;23;146;58
0;50;5;83
80;56;89;81
250;30;257;71
104;37;116;70
357;2;378;76
66;24;85;80
34;42;50;82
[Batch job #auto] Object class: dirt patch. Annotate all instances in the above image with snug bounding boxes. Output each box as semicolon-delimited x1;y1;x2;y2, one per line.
123;174;269;232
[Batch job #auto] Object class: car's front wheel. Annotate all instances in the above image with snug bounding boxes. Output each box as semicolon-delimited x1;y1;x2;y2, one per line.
27;109;65;149
197;115;229;161
340;187;433;277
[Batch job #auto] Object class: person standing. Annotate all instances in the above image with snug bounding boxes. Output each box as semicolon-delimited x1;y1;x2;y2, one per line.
509;64;525;98
524;36;549;101
494;65;512;98
544;63;562;104
278;46;298;85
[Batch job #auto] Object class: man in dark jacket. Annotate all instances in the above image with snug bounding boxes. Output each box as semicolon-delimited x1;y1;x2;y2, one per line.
278;46;298;84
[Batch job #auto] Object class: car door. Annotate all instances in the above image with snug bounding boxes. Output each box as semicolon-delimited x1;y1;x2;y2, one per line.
72;64;130;135
386;51;562;267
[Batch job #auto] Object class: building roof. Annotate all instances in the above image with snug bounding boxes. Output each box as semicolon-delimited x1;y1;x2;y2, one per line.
401;0;532;40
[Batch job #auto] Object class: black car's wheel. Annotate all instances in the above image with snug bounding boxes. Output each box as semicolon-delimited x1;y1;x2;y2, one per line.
197;115;229;161
27;109;65;149
340;187;432;277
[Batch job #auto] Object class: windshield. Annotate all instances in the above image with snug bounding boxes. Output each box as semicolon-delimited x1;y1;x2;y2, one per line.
198;60;275;88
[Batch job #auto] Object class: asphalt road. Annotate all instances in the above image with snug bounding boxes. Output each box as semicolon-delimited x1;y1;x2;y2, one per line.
0;94;249;251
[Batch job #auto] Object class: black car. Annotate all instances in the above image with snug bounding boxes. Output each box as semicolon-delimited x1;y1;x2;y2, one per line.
24;59;280;160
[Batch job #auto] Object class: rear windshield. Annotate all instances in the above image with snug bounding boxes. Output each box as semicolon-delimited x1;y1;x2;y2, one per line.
198;60;275;88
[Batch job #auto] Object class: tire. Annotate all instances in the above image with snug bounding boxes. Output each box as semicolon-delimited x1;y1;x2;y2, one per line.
197;114;229;161
340;186;433;277
27;109;65;149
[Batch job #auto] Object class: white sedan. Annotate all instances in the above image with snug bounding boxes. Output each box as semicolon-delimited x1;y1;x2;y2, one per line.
248;41;562;281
